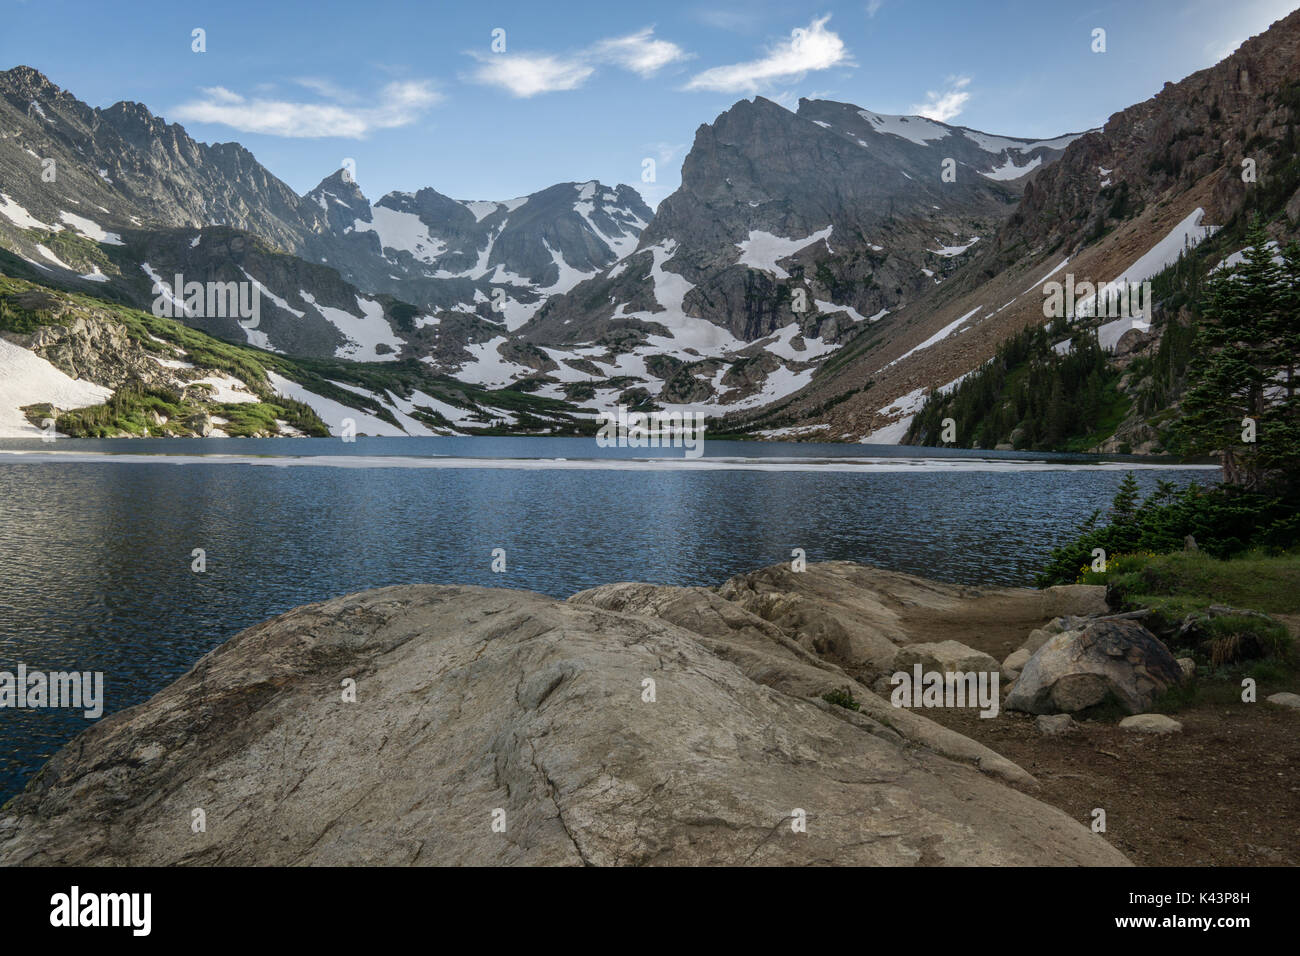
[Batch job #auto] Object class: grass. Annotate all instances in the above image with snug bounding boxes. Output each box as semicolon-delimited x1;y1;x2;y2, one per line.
1080;548;1300;616
1079;549;1298;671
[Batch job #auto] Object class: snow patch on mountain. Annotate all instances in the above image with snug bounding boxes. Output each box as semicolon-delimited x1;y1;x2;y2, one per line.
929;237;980;257
298;291;403;362
0;338;112;437
979;155;1042;180
266;371;406;437
353;205;448;264
58;211;123;245
736;226;833;278
858;110;950;145
0;192;52;231
1075;208;1217;319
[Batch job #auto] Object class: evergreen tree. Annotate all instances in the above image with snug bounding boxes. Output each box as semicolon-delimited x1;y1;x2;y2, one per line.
1176;218;1300;490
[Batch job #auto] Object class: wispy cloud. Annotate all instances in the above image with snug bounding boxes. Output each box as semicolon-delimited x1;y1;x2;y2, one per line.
173;80;440;138
466;27;689;97
912;76;971;122
591;27;691;77
465;52;595;97
866;0;883;17
683;16;850;94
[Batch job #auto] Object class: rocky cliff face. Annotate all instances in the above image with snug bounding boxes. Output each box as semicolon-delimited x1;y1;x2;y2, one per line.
725;8;1300;444
528;96;1080;346
0;563;1129;866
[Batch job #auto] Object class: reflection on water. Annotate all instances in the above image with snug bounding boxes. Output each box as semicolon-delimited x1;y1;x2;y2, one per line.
0;436;1212;800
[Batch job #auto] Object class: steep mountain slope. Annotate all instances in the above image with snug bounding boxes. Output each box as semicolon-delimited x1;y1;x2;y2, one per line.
513;96;1082;414
727;8;1300;446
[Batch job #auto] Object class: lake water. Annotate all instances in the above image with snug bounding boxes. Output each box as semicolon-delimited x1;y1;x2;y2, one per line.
0;436;1216;800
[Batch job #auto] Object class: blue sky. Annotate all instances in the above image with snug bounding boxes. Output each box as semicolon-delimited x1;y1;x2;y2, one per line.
4;0;1298;208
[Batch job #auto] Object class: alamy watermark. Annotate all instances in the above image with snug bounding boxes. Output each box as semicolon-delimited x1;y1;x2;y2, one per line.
151;274;260;329
50;886;150;936
596;405;706;458
1043;274;1152;334
890;665;999;718
0;664;103;718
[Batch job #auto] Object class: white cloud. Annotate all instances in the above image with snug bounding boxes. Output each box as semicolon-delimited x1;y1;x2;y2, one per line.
684;16;850;94
174;80;440;138
466;28;689;96
292;77;357;102
912;76;971;123
465;52;594;97
866;0;883;17
592;27;691;76
199;86;245;105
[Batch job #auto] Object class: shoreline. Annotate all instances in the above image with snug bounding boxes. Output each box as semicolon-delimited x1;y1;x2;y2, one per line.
6;559;1291;866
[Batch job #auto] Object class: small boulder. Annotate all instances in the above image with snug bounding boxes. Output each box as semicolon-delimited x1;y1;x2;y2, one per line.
1265;692;1300;710
1119;714;1183;734
1002;647;1031;679
1005;619;1183;715
1023;628;1055;653
185;413;213;438
892;640;999;676
1036;714;1075;736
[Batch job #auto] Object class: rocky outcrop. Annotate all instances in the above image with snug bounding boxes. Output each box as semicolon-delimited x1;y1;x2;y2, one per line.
1006;619;1185;715
569;580;1032;787
0;580;1129;866
714;561;1106;678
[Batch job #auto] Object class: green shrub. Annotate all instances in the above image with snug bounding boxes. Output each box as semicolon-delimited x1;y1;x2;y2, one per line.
822;688;860;711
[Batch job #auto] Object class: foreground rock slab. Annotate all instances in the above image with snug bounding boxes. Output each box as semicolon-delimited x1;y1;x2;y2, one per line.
0;584;1128;866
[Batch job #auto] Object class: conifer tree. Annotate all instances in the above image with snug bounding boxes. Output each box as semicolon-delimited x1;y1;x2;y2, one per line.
1176;219;1299;489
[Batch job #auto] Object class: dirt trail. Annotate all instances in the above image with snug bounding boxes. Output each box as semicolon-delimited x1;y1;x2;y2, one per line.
900;593;1300;866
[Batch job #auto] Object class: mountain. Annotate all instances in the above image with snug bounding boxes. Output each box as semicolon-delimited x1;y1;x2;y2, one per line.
0;65;656;434
1;63;1090;432
36;33;1299;448
720;8;1300;447
512;96;1082;412
0;268;591;438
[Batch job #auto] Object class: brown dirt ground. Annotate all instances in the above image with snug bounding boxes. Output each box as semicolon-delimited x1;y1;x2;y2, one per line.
877;592;1300;867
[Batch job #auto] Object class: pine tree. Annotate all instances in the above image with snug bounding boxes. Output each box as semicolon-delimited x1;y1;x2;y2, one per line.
1110;472;1141;522
1176;219;1299;489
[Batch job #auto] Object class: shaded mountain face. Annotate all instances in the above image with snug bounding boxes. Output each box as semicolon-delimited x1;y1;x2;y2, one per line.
508;95;1081;414
526;96;1081;345
726;8;1300;446
0;66;325;253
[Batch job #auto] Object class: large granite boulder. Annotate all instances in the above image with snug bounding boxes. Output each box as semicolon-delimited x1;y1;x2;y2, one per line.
1005;619;1184;716
571;582;1032;787
0;584;1128;866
